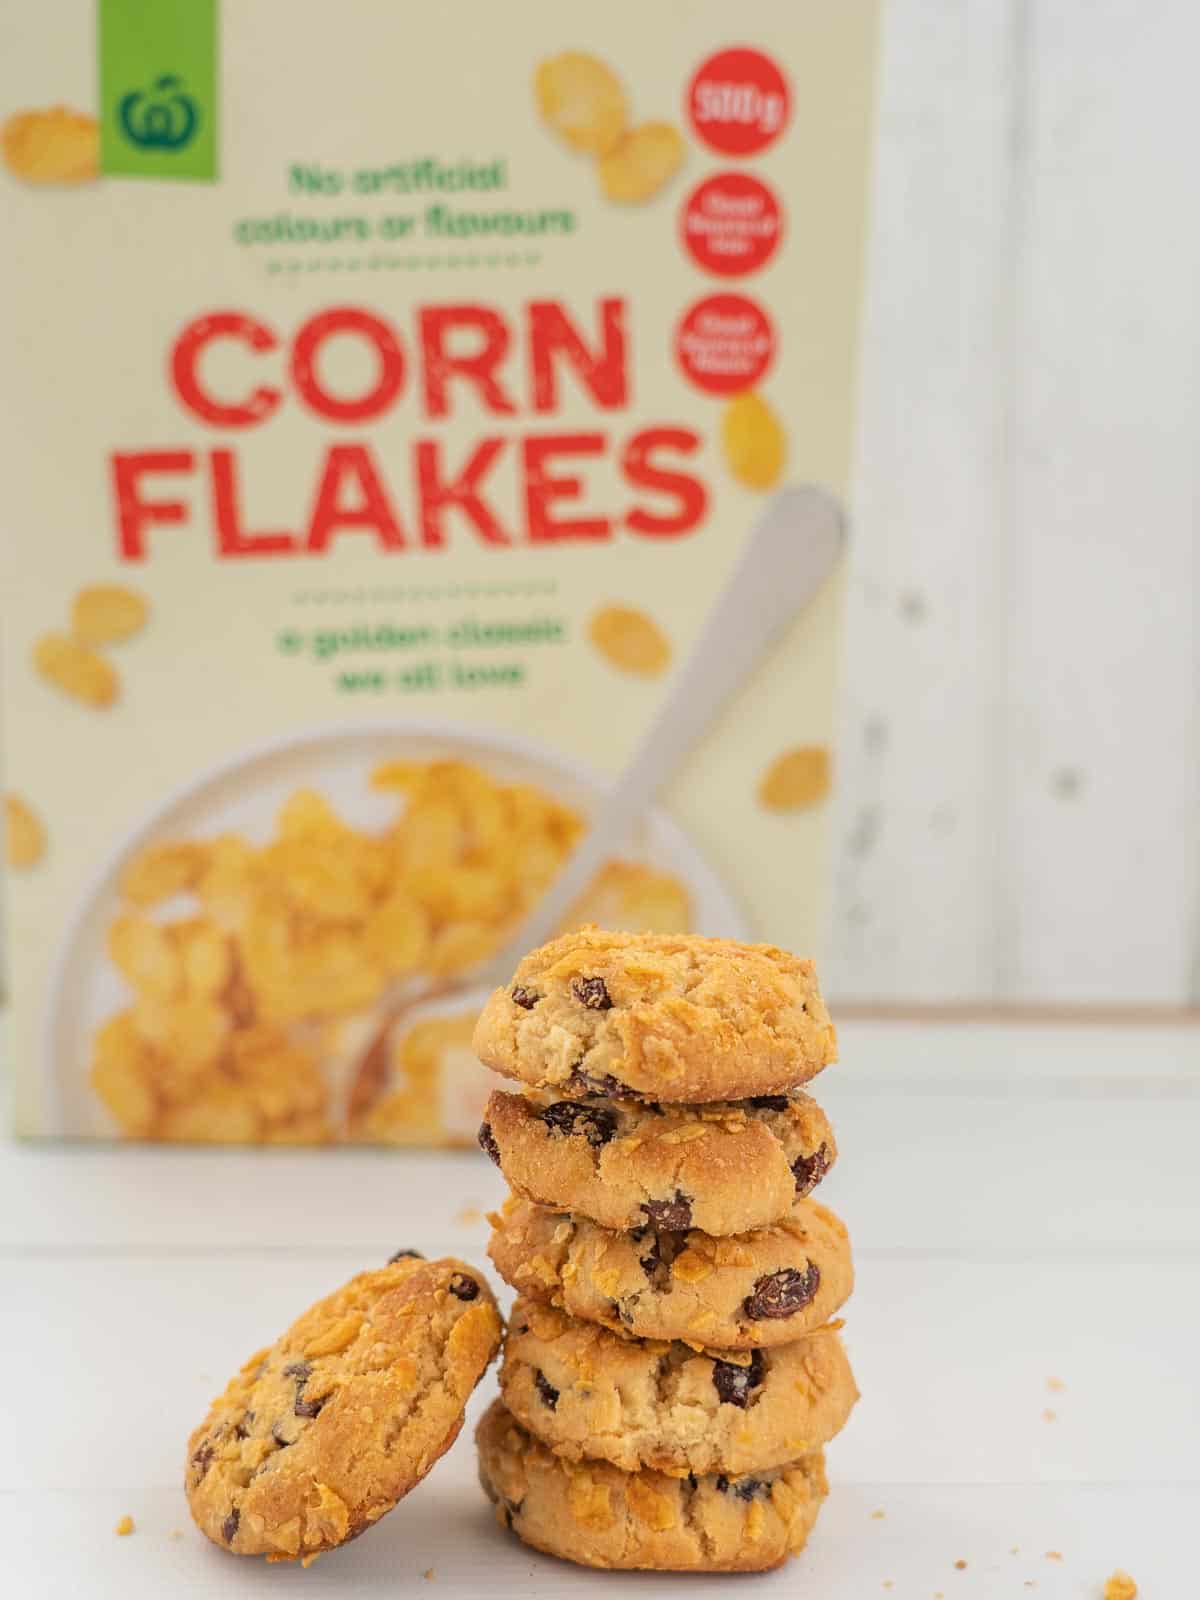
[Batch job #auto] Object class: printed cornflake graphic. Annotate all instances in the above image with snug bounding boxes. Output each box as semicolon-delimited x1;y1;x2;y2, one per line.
758;748;832;813
722;391;786;490
33;633;120;708
2;105;97;182
535;51;686;205
535;53;628;156
5;794;46;868
72;584;149;646
588;605;673;677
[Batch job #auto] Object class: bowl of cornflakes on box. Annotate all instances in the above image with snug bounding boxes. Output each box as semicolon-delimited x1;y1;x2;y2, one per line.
48;722;748;1142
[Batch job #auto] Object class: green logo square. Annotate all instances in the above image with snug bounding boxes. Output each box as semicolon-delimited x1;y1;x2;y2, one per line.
99;0;218;181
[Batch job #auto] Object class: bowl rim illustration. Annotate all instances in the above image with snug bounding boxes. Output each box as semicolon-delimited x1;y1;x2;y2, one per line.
45;716;751;1136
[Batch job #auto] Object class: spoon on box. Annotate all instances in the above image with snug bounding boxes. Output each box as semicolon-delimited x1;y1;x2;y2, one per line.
348;483;846;1121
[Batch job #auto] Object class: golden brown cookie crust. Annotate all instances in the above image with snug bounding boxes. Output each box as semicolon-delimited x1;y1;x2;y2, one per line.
472;929;837;1104
477;1400;828;1571
487;1194;853;1350
501;1298;857;1476
185;1257;502;1560
480;1088;836;1235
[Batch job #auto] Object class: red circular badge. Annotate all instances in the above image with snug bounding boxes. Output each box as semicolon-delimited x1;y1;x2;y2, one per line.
687;47;791;157
681;172;782;277
674;293;775;395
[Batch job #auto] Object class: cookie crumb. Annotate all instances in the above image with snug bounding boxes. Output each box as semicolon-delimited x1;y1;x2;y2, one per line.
114;1515;135;1537
954;1559;967;1570
1047;1376;1066;1392
454;1206;484;1226
300;1552;322;1568
1042;1408;1058;1422
883;1583;894;1591
1045;1551;1063;1562
1104;1573;1137;1600
424;1568;435;1581
871;1508;886;1520
1010;1546;1021;1555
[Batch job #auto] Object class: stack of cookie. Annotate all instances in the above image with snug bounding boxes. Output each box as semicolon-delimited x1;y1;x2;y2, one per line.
473;928;857;1574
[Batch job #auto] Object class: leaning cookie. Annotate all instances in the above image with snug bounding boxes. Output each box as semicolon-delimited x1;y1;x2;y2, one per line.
472;928;837;1104
186;1256;502;1561
478;1400;827;1572
502;1297;858;1477
488;1194;853;1349
480;1087;836;1235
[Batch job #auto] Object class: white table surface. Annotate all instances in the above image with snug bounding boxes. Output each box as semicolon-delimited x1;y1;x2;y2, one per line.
3;1018;1197;1596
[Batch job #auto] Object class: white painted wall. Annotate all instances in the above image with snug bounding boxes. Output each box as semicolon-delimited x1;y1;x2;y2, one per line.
830;0;1200;1008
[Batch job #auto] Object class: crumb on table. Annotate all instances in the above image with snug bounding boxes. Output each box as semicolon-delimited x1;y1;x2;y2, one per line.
1042;1408;1058;1422
871;1508;886;1520
1104;1572;1138;1600
424;1569;435;1581
1045;1551;1063;1562
1047;1377;1066;1392
114;1515;134;1537
954;1559;968;1570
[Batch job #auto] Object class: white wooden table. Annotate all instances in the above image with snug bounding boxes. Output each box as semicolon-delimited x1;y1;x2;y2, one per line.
2;1018;1196;1596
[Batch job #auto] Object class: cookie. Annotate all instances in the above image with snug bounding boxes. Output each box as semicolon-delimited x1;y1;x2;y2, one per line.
479;1087;836;1236
501;1297;857;1477
472;929;837;1104
487;1194;853;1349
186;1256;502;1561
477;1400;827;1572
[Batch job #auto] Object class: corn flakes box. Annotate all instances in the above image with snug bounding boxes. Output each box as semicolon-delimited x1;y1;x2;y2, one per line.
0;0;879;1142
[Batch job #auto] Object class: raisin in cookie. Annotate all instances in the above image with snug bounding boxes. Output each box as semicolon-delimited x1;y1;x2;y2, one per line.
479;1087;836;1236
186;1256;502;1561
477;1400;827;1572
501;1297;857;1476
472;929;836;1104
487;1194;853;1349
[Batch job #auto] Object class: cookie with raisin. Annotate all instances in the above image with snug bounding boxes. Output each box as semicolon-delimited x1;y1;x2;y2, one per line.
487;1193;853;1350
186;1256;501;1561
472;929;837;1104
479;1087;836;1236
477;1400;828;1571
501;1297;857;1477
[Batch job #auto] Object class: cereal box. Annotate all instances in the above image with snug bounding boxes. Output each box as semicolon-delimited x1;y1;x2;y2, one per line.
0;1;879;1142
